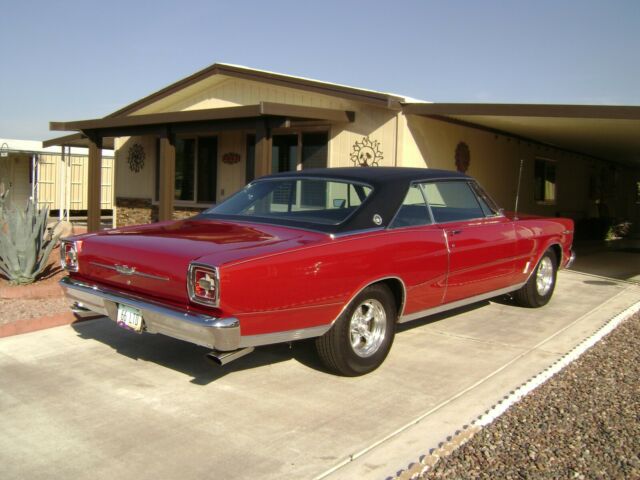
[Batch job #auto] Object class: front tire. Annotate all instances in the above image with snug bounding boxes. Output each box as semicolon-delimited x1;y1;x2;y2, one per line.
514;250;558;308
315;284;396;376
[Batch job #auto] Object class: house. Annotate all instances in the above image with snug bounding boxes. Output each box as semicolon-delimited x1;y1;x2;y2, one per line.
44;63;640;235
0;138;114;218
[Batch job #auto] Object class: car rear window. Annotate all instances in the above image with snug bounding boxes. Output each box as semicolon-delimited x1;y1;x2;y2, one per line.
206;178;373;226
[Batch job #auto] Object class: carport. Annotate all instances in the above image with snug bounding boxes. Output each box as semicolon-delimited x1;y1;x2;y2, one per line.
403;103;640;236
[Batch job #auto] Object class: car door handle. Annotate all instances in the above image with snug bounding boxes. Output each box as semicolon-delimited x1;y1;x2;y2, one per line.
448;229;463;235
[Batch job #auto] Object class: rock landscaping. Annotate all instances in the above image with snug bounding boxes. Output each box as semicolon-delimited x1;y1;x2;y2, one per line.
417;312;640;480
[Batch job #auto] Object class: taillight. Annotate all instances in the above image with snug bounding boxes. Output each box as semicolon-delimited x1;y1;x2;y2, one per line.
61;241;79;272
188;263;219;306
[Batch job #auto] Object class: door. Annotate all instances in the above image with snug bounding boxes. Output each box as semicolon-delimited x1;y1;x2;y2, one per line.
423;180;517;304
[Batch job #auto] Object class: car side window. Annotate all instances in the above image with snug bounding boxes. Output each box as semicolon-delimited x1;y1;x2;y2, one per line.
422;181;485;223
469;181;501;216
390;184;432;228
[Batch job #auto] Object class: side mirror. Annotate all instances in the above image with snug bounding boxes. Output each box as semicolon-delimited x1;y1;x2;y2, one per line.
333;199;346;208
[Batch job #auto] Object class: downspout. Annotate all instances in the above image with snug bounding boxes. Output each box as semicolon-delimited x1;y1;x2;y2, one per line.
31;153;39;204
59;146;65;221
394;113;400;167
66;147;71;222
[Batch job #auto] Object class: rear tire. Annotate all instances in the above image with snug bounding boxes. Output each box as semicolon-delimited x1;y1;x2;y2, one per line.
315;284;396;376
514;250;557;308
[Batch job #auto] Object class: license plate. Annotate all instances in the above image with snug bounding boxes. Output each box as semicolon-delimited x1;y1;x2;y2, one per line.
117;304;143;332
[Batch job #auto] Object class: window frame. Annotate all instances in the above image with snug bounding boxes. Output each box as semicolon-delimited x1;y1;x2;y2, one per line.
154;135;218;208
388;182;434;229
205;176;374;228
534;157;557;205
416;179;504;225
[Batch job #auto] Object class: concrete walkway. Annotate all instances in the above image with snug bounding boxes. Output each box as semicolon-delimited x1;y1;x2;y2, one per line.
1;270;638;480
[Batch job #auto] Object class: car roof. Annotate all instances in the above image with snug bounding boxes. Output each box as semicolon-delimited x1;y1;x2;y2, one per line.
247;167;473;233
266;167;469;187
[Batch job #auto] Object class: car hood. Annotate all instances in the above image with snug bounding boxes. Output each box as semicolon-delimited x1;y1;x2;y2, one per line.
71;219;327;304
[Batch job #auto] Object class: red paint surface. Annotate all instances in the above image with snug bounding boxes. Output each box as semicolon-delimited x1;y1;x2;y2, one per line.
67;215;574;336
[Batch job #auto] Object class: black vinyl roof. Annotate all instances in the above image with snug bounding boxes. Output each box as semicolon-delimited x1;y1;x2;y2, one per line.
203;167;472;234
267;167;468;186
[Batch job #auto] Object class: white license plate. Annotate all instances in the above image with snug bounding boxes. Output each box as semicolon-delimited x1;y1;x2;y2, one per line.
117;304;143;332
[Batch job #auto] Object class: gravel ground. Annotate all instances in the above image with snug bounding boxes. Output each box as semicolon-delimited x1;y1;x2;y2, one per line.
0;297;70;325
421;312;640;480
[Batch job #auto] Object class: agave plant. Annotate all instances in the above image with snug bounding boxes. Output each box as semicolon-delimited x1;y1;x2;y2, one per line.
0;200;60;285
0;183;8;217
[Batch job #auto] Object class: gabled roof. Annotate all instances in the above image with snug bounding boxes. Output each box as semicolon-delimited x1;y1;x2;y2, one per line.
108;63;407;117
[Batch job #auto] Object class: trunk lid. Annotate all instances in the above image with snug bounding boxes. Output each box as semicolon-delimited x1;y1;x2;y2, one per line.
74;219;326;304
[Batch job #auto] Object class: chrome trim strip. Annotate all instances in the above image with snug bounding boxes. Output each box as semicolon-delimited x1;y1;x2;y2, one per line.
59;276;239;351
90;262;170;281
328;276;408;327
398;283;524;323
330;226;385;239
565;249;576;269
239;325;331;348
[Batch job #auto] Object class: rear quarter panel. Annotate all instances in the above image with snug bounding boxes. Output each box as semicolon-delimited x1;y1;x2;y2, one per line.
218;227;448;336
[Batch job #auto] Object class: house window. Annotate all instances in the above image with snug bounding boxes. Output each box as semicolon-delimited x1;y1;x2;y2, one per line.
173;137;218;204
535;159;556;203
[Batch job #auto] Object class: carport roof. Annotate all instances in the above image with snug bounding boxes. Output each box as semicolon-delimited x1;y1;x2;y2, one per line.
403;102;640;165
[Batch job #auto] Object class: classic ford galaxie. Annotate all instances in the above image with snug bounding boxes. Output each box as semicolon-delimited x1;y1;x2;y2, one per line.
61;167;575;376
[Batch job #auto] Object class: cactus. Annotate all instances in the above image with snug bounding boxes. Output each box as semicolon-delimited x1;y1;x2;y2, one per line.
0;182;8;217
0;200;60;285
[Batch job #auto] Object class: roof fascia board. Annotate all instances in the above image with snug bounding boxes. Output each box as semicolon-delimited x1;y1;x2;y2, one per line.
109;63;403;118
403;103;640;120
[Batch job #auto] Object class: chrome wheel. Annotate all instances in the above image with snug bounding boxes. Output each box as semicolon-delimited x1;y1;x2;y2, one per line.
536;256;554;296
349;299;387;358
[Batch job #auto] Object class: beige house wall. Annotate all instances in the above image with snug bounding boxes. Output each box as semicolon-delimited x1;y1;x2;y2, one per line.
112;76;638;229
113;77;401;225
399;114;632;221
0;152;114;211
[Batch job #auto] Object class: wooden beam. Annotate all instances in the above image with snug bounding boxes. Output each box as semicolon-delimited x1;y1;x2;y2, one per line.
49;102;355;133
50;105;263;131
87;140;102;232
260;102;354;123
254;119;272;179
158;137;176;222
402;102;640;120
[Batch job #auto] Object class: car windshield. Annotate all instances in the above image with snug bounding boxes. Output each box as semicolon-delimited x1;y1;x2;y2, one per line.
205;178;373;226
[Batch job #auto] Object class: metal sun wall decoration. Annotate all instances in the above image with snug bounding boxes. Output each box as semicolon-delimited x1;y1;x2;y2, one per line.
455;141;471;173
127;143;145;173
350;136;383;167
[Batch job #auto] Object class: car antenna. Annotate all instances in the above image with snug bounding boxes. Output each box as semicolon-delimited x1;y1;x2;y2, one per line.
513;159;524;220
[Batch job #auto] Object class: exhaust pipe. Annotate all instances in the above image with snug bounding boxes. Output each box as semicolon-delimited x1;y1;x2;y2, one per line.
71;302;96;318
205;347;255;366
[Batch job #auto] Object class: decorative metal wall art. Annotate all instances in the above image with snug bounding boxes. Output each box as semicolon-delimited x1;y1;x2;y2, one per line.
455;141;470;173
222;152;241;165
350;136;383;167
127;143;145;173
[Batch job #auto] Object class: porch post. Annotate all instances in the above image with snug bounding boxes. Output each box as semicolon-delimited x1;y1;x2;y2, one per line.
87;139;102;232
254;119;272;179
158;136;175;222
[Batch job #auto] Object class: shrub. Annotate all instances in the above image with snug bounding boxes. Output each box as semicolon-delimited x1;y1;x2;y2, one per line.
0;200;60;285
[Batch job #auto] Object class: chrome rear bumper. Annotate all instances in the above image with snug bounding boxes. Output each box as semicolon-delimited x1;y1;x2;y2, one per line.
60;276;240;351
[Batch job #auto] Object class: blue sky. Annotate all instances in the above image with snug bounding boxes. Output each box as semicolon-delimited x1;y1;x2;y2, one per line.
1;0;638;140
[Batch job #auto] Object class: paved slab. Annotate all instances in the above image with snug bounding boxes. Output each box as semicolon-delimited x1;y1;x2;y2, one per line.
0;271;638;480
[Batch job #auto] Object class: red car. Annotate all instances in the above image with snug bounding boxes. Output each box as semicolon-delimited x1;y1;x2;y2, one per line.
60;168;575;376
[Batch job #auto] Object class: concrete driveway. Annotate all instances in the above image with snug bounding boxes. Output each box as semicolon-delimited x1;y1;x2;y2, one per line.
1;270;638;480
